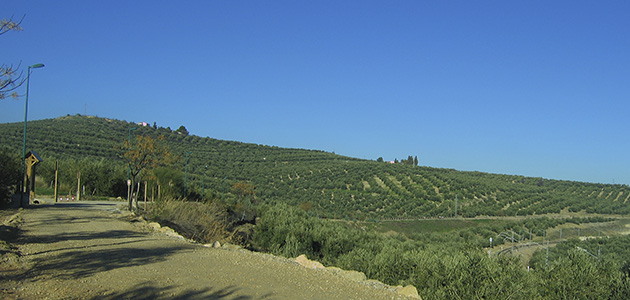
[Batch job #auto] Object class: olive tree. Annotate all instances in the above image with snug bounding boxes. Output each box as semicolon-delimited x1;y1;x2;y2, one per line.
120;135;175;210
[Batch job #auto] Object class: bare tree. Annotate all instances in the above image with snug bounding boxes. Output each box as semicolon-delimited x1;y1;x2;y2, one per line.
1;15;25;100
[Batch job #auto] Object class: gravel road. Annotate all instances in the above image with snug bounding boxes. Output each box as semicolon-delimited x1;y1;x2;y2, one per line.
1;201;413;300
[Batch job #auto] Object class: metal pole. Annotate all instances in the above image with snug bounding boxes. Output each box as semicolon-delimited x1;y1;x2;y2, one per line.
21;64;44;207
21;67;31;196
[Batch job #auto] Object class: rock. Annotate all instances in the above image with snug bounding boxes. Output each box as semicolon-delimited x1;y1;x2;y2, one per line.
148;222;161;230
212;241;221;248
325;266;371;284
295;254;324;269
159;226;175;234
337;269;367;282
221;243;243;251
325;266;343;274
398;285;421;299
363;279;387;289
159;226;184;239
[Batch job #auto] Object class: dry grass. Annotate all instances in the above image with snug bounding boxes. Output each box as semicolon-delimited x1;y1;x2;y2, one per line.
147;199;232;244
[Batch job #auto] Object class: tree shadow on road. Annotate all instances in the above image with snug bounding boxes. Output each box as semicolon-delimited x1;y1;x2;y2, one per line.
20;211;125;227
18;228;146;245
86;282;274;300
27;244;194;280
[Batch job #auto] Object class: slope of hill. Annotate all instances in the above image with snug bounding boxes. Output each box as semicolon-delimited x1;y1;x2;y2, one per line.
1;115;629;219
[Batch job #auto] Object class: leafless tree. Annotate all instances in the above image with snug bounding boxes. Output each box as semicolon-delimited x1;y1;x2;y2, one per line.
1;15;25;100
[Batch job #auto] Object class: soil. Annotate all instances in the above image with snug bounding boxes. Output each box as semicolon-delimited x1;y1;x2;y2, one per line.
0;201;413;300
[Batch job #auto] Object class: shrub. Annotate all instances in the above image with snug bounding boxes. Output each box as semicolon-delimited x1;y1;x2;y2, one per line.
0;148;21;206
147;198;232;244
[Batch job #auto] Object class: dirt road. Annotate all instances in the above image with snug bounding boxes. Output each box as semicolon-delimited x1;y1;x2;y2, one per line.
1;201;413;300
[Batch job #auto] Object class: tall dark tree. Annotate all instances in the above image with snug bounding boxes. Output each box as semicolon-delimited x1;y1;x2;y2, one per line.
176;125;189;136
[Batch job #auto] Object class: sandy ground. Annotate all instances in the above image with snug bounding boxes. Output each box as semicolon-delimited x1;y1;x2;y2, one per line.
1;201;413;300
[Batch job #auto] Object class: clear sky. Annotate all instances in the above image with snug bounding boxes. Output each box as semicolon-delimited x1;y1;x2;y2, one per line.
2;1;629;184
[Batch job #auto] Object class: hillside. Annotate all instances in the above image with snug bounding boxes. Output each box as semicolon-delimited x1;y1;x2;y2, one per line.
1;115;629;219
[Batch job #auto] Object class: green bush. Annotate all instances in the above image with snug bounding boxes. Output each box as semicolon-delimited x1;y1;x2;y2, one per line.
537;250;630;299
253;203;547;299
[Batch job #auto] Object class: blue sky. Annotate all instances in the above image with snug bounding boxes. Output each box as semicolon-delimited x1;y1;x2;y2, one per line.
2;1;629;184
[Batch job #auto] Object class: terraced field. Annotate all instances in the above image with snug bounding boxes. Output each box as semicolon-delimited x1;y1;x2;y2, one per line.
1;115;629;220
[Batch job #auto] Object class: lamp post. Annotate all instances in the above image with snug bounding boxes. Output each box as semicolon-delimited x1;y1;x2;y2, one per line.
21;63;45;207
184;151;192;197
126;126;137;205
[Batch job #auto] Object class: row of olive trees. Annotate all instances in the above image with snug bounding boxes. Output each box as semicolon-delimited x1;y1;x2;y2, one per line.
7;114;629;219
252;203;630;299
23;133;187;205
34;159;186;205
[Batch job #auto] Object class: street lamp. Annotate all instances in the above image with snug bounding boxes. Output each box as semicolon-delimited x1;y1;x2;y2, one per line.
184;151;192;197
21;63;45;207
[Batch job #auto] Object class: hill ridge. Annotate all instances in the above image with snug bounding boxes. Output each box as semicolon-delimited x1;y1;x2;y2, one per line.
1;115;629;218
